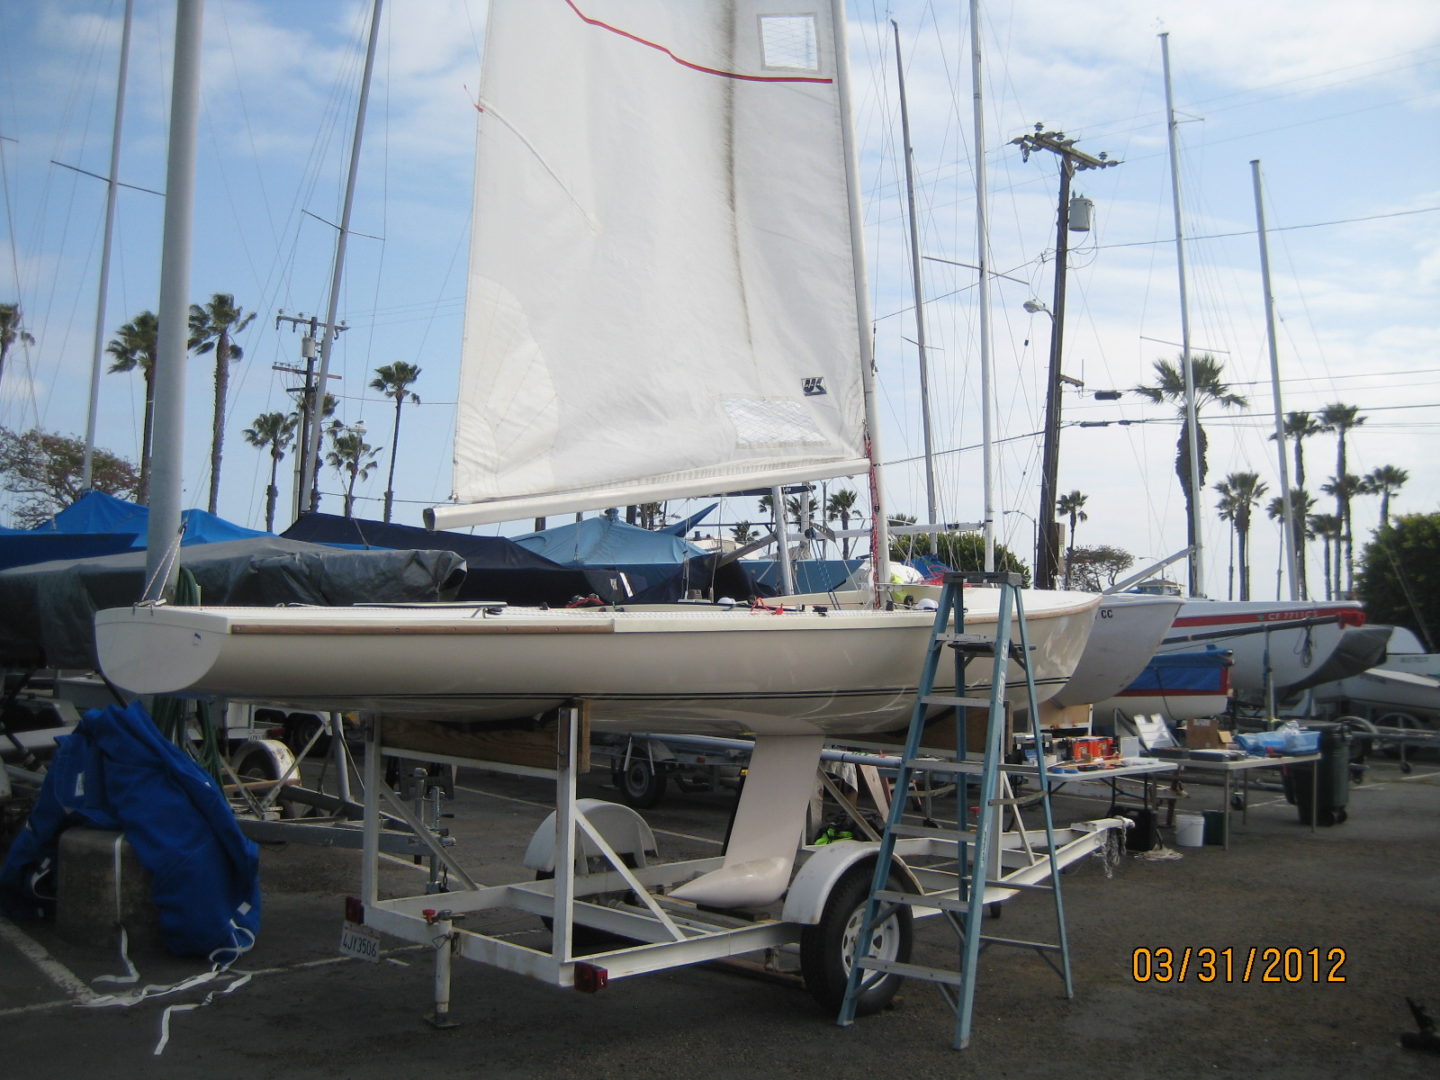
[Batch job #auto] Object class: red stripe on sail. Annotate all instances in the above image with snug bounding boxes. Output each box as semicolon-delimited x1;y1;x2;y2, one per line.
564;0;834;84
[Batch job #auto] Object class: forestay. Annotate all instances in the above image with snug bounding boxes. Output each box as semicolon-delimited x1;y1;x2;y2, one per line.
432;0;874;529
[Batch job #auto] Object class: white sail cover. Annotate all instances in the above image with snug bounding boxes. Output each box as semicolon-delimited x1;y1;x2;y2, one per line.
433;0;871;529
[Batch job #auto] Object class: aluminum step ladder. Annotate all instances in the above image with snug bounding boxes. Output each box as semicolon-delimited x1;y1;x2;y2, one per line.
836;571;1074;1050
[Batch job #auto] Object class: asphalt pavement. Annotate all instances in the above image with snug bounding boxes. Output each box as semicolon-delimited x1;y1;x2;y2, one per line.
2;753;1438;1080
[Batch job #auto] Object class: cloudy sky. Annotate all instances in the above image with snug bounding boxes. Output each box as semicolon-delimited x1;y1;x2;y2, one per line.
1;0;1437;601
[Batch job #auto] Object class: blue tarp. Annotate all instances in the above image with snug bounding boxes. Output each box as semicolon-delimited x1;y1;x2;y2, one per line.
1125;648;1233;694
0;491;271;571
0;701;261;958
513;513;706;566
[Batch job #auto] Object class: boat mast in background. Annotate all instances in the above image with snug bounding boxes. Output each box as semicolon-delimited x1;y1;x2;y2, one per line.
295;0;383;521
1160;31;1205;599
1251;158;1300;601
143;0;203;600
892;19;936;526
81;0;135;490
968;0;996;571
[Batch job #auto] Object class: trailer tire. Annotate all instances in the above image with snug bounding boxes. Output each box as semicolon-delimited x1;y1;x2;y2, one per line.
232;740;306;819
617;759;665;809
800;860;911;1016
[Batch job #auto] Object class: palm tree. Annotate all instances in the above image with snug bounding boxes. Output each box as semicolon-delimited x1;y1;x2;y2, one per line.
1308;512;1342;600
368;361;422;523
189;294;256;514
1319;473;1362;596
0;302;36;398
105;310;160;505
1133;353;1248;592
1319;403;1366;592
325;425;381;518
1266;488;1316;599
757;492;818;536
1055;490;1088;588
825;488;859;558
1271;411;1322;493
731;520;757;544
1360;464;1408;529
243;411;298;532
1213;472;1267;601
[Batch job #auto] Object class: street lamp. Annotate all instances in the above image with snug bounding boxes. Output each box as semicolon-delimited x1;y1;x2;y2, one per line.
1023;299;1051;317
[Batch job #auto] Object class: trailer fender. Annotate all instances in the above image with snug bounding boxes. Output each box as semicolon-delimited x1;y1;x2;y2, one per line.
522;799;659;874
783;841;892;926
229;737;297;785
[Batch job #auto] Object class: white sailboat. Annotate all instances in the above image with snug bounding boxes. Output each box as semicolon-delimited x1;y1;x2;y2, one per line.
95;2;1096;740
1154;598;1389;706
95;0;1105;934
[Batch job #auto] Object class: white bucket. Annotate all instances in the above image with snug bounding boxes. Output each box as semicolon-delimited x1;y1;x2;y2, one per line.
1175;813;1205;847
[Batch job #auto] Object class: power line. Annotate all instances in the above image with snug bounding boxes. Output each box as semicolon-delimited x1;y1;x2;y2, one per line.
1095;205;1440;253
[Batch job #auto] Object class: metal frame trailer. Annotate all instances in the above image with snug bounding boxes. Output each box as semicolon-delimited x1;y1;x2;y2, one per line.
347;704;1124;1026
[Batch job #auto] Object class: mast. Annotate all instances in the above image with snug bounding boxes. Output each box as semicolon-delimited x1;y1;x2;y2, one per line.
81;0;135;489
143;0;203;601
892;20;936;526
1160;31;1205;598
969;0;995;571
834;0;891;596
1251;158;1299;600
297;0;383;519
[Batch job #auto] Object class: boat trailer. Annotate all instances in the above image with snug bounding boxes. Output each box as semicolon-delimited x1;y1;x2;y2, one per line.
341;704;1127;1026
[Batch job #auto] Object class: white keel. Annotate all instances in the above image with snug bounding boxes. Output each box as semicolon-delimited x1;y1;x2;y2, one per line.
670;734;823;908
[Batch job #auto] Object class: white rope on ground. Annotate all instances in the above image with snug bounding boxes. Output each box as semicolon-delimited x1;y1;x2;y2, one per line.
82;917;257;1056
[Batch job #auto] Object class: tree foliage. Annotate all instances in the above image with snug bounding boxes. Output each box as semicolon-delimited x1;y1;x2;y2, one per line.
0;427;139;527
1355;513;1440;650
189;293;257;515
890;530;1031;587
369;361;422;523
1133;353;1247;590
1064;544;1135;592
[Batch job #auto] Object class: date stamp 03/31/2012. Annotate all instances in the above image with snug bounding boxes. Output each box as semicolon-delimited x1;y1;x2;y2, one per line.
1132;946;1348;984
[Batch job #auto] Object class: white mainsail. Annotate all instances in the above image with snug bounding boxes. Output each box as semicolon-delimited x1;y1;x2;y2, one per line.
430;0;875;529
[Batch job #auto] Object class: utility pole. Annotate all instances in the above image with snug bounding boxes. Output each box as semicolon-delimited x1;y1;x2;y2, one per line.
275;311;345;521
1011;124;1117;590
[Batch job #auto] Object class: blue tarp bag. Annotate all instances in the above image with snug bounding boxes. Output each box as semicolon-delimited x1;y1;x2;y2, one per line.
0;700;261;957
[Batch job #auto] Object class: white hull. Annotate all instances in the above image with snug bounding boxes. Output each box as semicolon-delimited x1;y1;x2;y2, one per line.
1155;599;1370;701
1312;667;1440;720
1094;690;1233;725
94;591;1098;737
782;586;1181;710
1048;593;1183;709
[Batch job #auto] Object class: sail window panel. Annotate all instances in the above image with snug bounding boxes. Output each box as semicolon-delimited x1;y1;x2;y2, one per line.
759;15;819;72
724;396;830;449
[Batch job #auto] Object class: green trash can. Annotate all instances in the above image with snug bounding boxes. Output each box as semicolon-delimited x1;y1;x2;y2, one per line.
1284;727;1352;826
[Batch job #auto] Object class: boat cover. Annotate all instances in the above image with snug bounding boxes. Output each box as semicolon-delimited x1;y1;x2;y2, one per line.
0;701;261;957
0;536;467;669
282;511;595;605
1125;649;1234;694
0;491;273;571
285;511;760;606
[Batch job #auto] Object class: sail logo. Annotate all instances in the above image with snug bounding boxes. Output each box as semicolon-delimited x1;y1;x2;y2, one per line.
802;377;827;396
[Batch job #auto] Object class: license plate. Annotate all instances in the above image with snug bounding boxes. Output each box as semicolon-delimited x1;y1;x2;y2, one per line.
340;922;381;963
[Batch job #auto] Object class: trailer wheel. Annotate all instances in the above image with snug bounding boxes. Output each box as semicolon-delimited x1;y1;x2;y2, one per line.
617;759;665;809
800;861;912;1016
232;740;305;819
